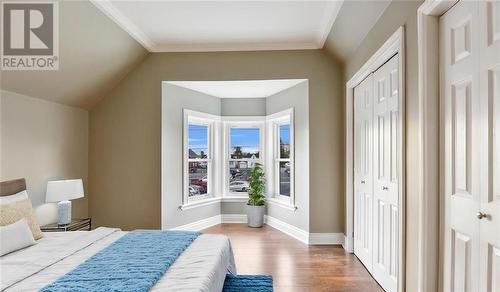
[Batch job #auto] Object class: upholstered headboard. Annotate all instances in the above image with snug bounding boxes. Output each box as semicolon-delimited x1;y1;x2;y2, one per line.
0;178;27;196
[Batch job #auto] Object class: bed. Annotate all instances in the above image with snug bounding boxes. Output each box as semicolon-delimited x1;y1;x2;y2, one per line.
0;179;236;292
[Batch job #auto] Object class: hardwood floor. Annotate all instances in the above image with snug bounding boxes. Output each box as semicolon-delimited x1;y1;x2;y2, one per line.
203;224;383;292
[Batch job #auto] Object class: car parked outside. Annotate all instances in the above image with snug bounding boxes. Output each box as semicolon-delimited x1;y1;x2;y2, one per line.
189;186;200;196
229;181;249;192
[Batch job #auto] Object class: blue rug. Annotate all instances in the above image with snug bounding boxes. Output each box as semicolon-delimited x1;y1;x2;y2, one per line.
223;275;273;292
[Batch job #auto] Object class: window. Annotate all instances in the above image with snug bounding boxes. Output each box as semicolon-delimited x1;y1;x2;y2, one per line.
278;124;291;196
188;124;209;198
182;109;295;209
268;108;294;205
227;125;263;194
184;111;217;204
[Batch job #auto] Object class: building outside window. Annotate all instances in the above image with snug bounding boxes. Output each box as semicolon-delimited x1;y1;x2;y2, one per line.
267;108;294;206
183;110;218;204
228;127;261;193
278;124;291;196
183;109;294;207
187;124;209;198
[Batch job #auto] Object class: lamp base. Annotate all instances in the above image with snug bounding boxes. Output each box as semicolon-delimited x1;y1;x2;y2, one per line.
57;200;72;226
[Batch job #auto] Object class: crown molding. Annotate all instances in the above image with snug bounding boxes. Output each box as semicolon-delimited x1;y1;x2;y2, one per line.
150;42;319;53
90;0;155;51
317;0;344;48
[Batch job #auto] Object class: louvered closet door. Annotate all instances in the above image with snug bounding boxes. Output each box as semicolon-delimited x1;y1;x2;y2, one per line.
478;1;500;291
354;74;374;272
440;1;481;291
372;54;399;292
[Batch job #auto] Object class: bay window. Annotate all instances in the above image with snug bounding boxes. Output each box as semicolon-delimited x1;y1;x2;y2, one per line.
182;109;294;208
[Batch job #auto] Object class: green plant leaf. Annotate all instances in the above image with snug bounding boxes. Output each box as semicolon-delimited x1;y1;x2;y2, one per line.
247;163;266;206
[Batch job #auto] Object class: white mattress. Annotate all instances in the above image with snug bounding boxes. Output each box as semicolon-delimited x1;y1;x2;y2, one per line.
0;227;236;292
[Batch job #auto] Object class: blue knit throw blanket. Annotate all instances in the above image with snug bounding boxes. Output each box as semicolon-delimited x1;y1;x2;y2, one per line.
41;230;201;292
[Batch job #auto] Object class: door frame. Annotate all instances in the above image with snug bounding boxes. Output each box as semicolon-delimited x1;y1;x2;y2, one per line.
417;1;458;291
345;26;405;292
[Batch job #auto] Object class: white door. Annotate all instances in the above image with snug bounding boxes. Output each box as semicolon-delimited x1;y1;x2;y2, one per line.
478;1;500;291
440;2;481;290
354;74;374;272
353;55;399;292
372;54;399;292
441;1;500;291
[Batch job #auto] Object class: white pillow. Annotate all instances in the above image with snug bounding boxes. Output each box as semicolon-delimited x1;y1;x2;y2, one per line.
0;190;29;205
0;218;36;256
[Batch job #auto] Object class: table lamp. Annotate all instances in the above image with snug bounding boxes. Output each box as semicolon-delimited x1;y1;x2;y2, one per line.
46;179;84;225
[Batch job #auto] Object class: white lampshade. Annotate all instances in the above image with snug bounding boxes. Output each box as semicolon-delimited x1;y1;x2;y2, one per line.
46;179;84;203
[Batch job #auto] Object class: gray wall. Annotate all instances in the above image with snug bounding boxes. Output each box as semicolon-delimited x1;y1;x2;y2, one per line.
0;90;89;225
266;82;309;231
89;50;344;233
161;84;221;229
220;98;266;116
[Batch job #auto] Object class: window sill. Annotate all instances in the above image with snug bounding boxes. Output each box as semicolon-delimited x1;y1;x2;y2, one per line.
179;197;221;211
221;196;248;203
267;197;297;211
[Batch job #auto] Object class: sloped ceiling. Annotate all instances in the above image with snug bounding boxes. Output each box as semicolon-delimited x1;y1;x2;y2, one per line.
0;0;391;109
0;0;148;110
323;0;391;62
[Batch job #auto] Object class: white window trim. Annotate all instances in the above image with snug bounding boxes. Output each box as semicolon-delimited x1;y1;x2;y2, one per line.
181;110;296;211
179;197;221;211
267;197;297;211
182;109;221;207
222;116;265;198
266;108;295;208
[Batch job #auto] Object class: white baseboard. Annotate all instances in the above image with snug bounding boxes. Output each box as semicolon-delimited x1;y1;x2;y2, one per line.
309;233;344;245
171;214;248;230
221;214;247;223
171;214;343;247
264;215;309;244
170;215;221;231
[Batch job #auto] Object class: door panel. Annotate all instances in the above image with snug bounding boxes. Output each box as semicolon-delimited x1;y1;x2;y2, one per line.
479;1;500;291
354;74;374;272
491;67;500;203
389;204;398;281
486;1;500;46
451;230;472;292
487;244;500;292
451;79;472;197
372;54;399;292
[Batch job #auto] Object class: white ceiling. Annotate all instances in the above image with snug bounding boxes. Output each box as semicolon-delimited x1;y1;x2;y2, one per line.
166;79;307;98
90;0;344;52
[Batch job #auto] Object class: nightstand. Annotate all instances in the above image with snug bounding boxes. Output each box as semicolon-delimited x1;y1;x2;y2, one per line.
41;218;91;232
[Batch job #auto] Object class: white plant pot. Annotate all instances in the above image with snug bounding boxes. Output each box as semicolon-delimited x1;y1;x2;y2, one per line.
246;204;265;228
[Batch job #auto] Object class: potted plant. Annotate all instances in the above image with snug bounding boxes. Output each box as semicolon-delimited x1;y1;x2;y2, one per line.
246;163;266;227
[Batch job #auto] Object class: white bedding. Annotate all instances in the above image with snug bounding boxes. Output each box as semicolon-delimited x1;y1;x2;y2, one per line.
0;227;236;292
